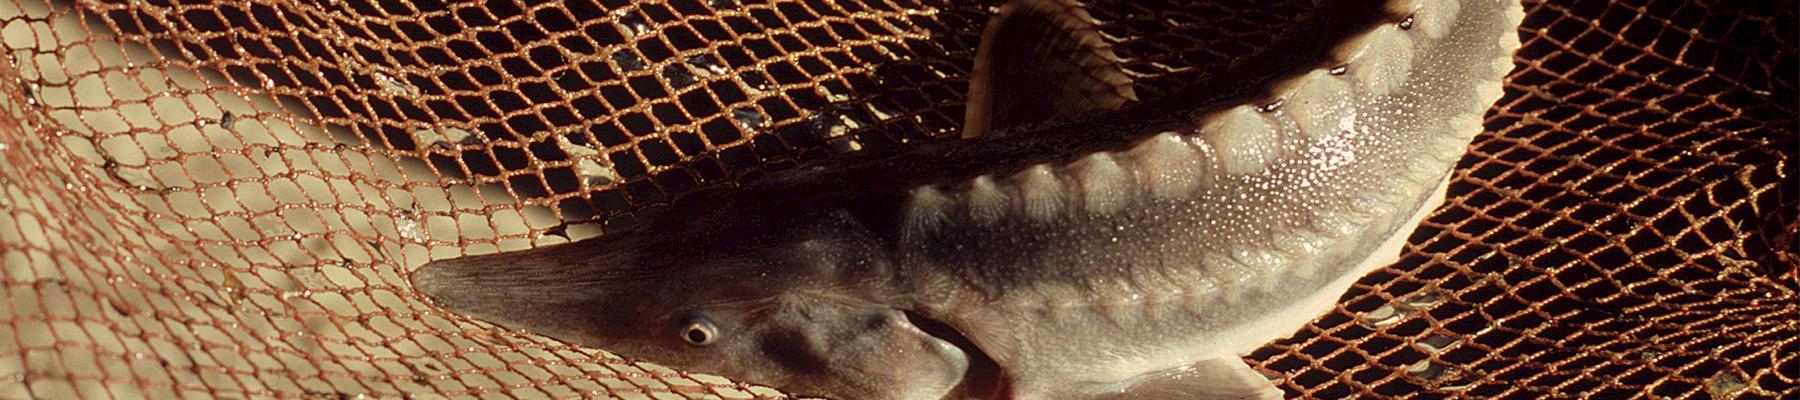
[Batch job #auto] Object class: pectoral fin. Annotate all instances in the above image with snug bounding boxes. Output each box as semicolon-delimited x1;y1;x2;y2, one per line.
1093;358;1283;400
963;0;1137;138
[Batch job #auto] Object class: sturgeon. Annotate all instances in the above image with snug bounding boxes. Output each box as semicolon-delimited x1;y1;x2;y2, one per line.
412;0;1523;398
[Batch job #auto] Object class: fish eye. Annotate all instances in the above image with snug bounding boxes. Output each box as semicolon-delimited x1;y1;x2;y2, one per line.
679;315;717;346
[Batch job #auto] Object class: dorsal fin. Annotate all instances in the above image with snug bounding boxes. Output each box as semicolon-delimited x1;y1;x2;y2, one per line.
962;0;1137;139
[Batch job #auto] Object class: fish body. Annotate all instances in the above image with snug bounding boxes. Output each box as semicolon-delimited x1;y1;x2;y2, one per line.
412;0;1523;398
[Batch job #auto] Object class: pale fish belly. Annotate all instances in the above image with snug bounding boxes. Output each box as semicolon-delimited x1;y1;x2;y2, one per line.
891;0;1522;397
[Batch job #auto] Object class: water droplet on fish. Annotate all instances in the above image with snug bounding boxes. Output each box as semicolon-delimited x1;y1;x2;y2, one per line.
820;85;852;102
1314;147;1356;171
375;72;418;96
1706;370;1748;398
685;55;726;77
556;136;596;156
828;138;863;154
612;51;647;72
22;82;38;106
1256;99;1282;113
396;209;425;241
662;64;697;88
913;114;956;136
1402;290;1444;308
1437;383;1476;392
1399;15;1416;30
1405;360;1453;380
1414;334;1456;354
219;272;246;308
555;136;621;186
415;127;478;150
1328;65;1348;75
866;101;901;121
107;297;136;316
1361;304;1404;326
576;158;621;186
740;72;772;94
843;112;875;129
617;12;651;37
1146;60;1192;74
1095;28;1129;44
811;113;850;137
730;107;766;129
465;327;506;345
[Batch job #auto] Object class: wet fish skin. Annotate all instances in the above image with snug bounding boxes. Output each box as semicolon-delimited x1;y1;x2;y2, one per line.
885;0;1519;396
412;0;1523;398
414;206;974;399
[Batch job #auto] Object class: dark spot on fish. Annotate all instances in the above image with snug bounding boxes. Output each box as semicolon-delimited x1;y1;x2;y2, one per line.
759;328;831;375
541;225;570;239
1257;99;1284;113
107;297;136;316
1399;15;1415;30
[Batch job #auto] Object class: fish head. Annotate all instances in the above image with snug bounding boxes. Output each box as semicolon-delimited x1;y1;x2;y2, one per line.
612;292;972;400
411;208;971;400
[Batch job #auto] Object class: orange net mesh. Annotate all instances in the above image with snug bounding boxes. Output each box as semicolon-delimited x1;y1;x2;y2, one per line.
0;0;1792;399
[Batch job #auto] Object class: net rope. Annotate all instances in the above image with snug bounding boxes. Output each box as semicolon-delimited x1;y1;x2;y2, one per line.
0;0;1792;398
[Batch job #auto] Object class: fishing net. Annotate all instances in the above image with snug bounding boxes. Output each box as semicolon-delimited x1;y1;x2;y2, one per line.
0;0;1791;398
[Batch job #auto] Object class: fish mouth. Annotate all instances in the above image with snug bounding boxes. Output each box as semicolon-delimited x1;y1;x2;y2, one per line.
902;310;1008;400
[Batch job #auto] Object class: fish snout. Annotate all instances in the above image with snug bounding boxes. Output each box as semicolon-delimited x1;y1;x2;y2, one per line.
755;306;974;400
858;310;973;400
